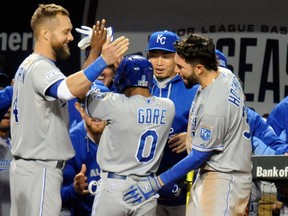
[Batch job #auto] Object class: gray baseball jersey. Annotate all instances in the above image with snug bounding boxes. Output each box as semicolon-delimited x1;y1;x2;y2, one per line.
189;67;252;173
85;91;175;176
11;53;75;160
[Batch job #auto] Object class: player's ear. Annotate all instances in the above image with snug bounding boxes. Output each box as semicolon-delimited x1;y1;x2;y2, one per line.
74;102;85;118
195;64;204;75
40;28;49;41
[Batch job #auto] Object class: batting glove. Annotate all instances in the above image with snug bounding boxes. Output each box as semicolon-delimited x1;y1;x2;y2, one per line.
75;26;114;50
123;176;162;206
75;26;93;50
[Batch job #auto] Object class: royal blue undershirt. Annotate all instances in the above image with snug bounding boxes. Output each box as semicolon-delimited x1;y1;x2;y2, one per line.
159;149;212;185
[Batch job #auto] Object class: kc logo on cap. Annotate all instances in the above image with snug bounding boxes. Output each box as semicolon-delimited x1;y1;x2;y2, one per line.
146;30;179;53
156;34;167;45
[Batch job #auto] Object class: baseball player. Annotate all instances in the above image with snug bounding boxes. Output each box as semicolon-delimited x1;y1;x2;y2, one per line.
146;30;199;215
246;107;288;216
0;108;12;216
9;4;129;216
267;96;288;143
84;55;175;216
124;33;253;216
0;85;13;121
61;82;110;216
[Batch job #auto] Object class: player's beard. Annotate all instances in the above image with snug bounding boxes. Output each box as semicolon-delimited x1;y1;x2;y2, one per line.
183;74;198;89
184;79;198;89
53;44;71;61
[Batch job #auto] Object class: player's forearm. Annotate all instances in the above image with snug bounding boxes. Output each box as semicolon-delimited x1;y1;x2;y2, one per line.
82;50;101;70
159;149;212;186
66;56;107;98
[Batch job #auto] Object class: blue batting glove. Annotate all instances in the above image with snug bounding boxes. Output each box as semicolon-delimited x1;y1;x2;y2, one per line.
123;176;162;206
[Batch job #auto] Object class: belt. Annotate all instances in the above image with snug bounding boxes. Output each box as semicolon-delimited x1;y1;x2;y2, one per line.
107;172;127;180
14;156;65;170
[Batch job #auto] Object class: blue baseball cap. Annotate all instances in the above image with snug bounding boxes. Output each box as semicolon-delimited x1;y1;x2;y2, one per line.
215;49;227;68
146;30;179;53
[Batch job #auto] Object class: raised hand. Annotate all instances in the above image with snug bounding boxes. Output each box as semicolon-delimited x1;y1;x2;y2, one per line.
101;35;129;66
73;164;89;195
82;19;108;69
123;176;162;206
90;19;107;55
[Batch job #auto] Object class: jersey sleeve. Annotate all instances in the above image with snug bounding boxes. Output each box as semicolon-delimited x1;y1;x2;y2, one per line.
85;90;118;120
33;61;66;101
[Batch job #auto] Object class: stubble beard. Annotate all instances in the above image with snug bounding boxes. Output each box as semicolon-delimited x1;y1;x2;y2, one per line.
184;77;198;89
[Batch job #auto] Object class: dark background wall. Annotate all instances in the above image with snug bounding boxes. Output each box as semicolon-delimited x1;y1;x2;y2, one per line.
0;0;91;81
1;0;288;114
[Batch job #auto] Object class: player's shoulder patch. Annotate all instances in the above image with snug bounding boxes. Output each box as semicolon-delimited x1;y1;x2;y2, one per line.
45;69;61;79
200;125;212;141
90;90;113;101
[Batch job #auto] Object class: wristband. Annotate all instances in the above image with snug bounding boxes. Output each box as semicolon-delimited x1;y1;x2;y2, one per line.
83;56;107;82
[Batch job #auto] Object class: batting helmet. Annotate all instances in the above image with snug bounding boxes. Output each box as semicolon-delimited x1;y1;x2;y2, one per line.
113;55;153;93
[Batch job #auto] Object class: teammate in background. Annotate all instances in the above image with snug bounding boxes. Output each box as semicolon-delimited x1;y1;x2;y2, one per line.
0;107;12;216
215;49;228;69
61;82;110;216
0;74;12;215
0;85;13;121
146;30;198;216
0;73;9;90
266;97;288;215
267;96;288;143
85;55;175;216
124;33;253;216
247;107;288;216
247;107;288;155
0;73;12;121
9;4;129;216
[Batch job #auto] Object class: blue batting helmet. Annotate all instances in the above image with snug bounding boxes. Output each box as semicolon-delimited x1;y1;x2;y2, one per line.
113;55;153;93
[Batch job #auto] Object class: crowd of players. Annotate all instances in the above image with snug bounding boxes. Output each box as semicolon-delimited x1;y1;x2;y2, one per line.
1;3;288;216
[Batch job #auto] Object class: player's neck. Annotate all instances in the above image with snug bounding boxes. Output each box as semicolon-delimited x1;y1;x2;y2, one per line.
124;87;151;97
201;69;220;89
87;130;101;144
34;43;56;62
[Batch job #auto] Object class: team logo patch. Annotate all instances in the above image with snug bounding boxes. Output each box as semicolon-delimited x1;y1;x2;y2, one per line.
45;70;61;79
138;75;148;87
200;127;212;141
